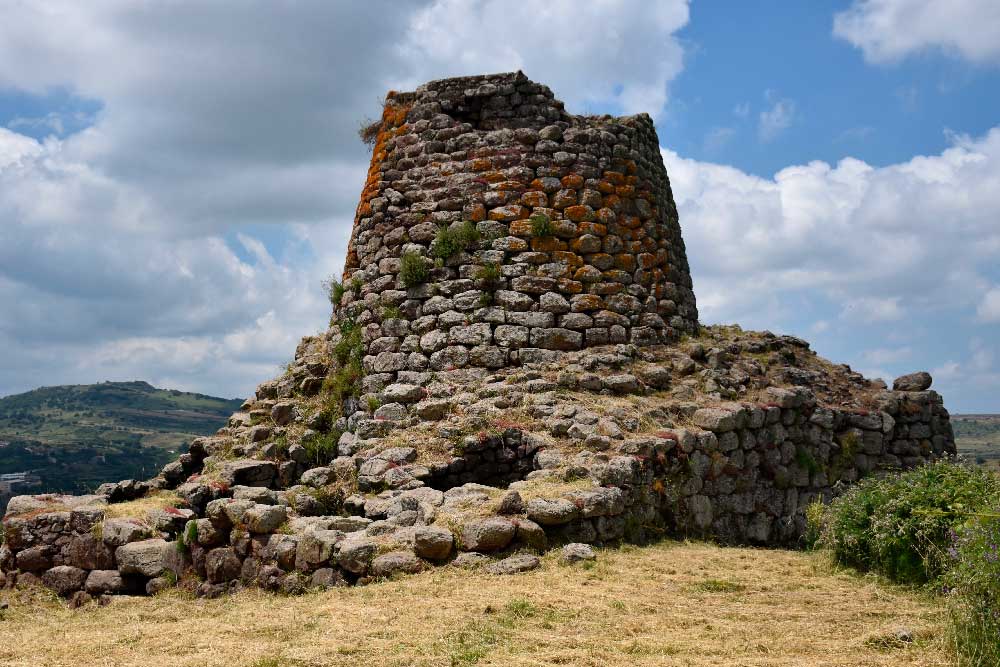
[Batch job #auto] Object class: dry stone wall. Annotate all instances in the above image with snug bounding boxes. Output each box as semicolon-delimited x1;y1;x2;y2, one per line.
0;74;957;603
337;71;697;383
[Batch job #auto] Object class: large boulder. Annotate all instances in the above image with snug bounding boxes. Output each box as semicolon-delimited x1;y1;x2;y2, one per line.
294;530;343;572
42;566;88;596
526;498;580;526
85;570;127;595
116;539;171;578
101;518;152;547
205;547;242;584
370;550;423;578
893;372;932;392
218;459;277;488
461;518;516;552
413;526;454;561
337;536;377;575
243;504;287;534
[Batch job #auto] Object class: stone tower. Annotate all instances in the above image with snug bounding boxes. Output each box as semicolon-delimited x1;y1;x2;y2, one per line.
0;73;956;601
336;71;698;381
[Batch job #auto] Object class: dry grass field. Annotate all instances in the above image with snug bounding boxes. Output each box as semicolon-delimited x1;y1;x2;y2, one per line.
0;541;952;667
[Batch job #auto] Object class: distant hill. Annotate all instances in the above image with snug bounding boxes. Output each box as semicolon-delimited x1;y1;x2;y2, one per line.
952;414;1000;472
0;381;242;510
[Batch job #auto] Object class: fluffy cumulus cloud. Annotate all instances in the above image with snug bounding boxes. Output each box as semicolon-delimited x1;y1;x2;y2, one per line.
834;0;1000;65
398;0;689;116
664;127;1000;409
0;1;692;398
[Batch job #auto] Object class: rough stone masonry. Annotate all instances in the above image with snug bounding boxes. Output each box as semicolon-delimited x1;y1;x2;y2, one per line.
0;72;955;602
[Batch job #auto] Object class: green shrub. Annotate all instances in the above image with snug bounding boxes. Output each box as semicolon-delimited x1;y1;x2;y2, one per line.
946;511;1000;665
431;221;481;260
813;461;1000;584
400;251;429;286
324;278;346;306
530;213;553;238
302;429;341;466
475;262;501;286
380;305;402;320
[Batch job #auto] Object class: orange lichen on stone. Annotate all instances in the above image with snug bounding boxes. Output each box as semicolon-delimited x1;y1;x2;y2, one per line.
572;294;603;311
482;171;508;184
602;194;622;211
471;158;493;171
614;254;636;272
557;278;584;294
561;174;584;189
596;180;615;195
550;251;584;268
531;237;567;252
578;221;608;237
564;205;595;223
509;219;533;237
520;191;548;208
468;204;487;222
488;205;528;222
637;253;658;269
604;171;626;186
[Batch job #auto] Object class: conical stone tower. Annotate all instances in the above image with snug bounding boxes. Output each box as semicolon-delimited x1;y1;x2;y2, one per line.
336;71;698;383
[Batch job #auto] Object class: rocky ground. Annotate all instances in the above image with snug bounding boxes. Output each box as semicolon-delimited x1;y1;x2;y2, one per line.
0;324;953;602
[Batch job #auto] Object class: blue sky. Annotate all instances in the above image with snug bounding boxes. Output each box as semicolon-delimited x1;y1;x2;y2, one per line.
0;0;998;412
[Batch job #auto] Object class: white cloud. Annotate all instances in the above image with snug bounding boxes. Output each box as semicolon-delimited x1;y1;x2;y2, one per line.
834;0;1000;65
663;126;1000;328
0;1;693;398
398;0;690;116
841;296;904;322
978;286;1000;321
733;102;750;118
758;93;795;141
863;346;913;365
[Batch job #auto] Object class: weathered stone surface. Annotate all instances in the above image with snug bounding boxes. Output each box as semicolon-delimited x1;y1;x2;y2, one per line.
526;498;580;526
461;517;516;552
85;569;127;595
893;372;932;392
413;526;454;561
101;518;151;547
560;543;596;564
116;539;171;578
692;408;737;432
42;566;88;596
205;547;242;584
486;554;540;575
338;537;378;575
370;550;423;578
243;504;287;534
219;460;276;488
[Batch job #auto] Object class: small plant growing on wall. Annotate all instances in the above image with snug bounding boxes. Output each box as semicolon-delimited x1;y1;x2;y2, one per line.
431;221;481;260
475;262;501;287
400;251;429;286
530;213;554;238
323;278;347;306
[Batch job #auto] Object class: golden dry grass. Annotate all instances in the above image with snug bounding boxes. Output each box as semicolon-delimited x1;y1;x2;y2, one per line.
102;491;183;520
0;542;952;667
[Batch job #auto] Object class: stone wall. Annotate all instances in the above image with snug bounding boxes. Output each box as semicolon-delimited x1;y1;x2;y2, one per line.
0;74;957;602
337;71;697;383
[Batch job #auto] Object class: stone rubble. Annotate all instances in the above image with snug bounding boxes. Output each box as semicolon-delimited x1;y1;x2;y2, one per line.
0;73;957;603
